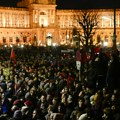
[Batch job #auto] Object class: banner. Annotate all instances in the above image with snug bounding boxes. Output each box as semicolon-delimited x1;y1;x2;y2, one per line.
76;61;81;70
10;48;16;64
76;50;81;61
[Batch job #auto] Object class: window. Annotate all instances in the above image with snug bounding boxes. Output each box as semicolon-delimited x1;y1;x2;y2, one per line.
16;37;19;43
3;37;6;43
9;37;13;42
23;36;27;42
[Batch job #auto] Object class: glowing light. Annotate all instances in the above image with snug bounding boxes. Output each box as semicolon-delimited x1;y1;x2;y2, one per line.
102;16;111;20
44;44;46;47
29;43;31;46
103;41;108;47
52;43;57;46
66;35;69;39
40;43;43;46
10;44;13;47
21;44;24;48
46;34;52;46
44;20;48;27
18;43;20;47
4;44;7;47
47;33;52;37
117;42;119;45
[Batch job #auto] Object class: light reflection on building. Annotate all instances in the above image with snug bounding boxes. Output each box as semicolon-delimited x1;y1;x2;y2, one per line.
0;0;120;47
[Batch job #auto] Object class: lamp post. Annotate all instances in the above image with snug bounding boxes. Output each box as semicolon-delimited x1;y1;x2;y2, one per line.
73;33;80;49
34;34;37;46
46;36;52;46
73;31;81;81
46;35;52;53
113;1;117;50
103;40;108;47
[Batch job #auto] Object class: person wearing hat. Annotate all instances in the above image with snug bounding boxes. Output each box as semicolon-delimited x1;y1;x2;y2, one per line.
24;100;32;107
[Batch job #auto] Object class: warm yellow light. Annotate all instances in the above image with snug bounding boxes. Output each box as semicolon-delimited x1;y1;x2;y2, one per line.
18;43;20;46
102;16;111;20
44;20;48;27
103;41;108;47
52;43;57;46
21;44;24;48
4;44;7;47
10;44;13;47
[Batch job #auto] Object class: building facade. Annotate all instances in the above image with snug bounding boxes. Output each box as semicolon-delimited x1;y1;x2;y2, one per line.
0;0;120;47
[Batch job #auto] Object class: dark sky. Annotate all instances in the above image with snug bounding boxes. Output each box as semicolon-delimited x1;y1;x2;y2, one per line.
0;0;120;9
57;0;120;9
0;0;19;7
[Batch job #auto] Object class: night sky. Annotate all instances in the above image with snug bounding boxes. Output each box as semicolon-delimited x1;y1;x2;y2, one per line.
0;0;120;9
57;0;120;9
0;0;20;7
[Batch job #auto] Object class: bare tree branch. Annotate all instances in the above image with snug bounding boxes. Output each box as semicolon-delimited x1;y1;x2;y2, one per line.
76;10;99;50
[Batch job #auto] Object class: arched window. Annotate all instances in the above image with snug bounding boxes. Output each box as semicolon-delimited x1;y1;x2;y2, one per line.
40;12;46;15
9;37;13;42
23;36;27;43
16;37;19;43
3;37;6;43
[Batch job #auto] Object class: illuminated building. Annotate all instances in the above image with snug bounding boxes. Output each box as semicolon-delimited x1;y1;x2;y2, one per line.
0;0;120;47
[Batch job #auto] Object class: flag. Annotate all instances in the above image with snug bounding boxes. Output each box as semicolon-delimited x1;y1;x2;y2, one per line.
94;46;101;54
67;74;74;86
81;49;87;63
10;48;16;64
76;61;81;70
76;50;81;61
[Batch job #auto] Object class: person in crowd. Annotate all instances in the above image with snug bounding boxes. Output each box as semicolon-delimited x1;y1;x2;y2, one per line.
106;50;120;92
0;46;120;120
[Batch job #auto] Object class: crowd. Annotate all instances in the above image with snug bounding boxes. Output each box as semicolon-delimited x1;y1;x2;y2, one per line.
0;46;120;120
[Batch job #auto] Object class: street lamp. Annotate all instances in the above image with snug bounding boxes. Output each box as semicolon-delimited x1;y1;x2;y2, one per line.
73;28;81;81
103;40;108;47
46;33;52;46
34;34;37;46
73;33;80;49
113;7;117;50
